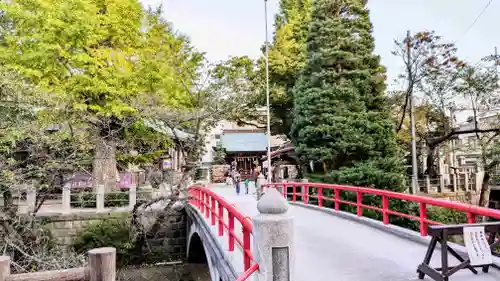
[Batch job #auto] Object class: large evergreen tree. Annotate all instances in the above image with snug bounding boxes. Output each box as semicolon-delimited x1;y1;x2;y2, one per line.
291;0;405;191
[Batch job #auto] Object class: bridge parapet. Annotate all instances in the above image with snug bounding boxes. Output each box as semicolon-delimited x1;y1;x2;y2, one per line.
263;181;500;236
189;185;296;281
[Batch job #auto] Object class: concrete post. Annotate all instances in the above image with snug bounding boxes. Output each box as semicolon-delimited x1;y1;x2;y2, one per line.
464;173;469;192
451;173;457;192
129;183;137;210
425;175;430;193
96;184;105;211
257;173;266;200
253;188;294;281
26;183;36;214
438;175;445;193
62;182;71;213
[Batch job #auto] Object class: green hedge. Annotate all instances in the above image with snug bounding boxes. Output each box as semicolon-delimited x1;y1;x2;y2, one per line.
73;219;136;268
70;192;129;208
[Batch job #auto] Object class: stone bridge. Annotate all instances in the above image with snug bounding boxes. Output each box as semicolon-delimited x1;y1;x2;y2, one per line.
186;182;500;281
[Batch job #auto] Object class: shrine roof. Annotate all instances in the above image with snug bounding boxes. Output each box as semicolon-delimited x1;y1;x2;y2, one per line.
220;132;268;152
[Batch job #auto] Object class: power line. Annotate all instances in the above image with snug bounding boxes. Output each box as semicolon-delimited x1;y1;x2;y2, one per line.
455;0;494;43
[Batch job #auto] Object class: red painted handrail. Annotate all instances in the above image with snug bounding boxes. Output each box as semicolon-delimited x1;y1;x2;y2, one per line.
263;182;500;236
188;185;259;280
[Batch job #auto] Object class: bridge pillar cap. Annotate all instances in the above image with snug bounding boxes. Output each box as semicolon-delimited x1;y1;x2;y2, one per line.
257;188;289;214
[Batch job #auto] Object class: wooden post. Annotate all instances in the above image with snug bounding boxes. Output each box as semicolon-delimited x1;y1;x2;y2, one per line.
0;256;10;281
88;247;116;281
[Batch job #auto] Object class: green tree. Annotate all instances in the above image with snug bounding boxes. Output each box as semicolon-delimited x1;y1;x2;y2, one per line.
212;0;312;138
0;1;197;188
291;0;405;191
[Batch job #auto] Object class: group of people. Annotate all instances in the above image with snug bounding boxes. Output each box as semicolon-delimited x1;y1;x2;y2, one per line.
225;168;256;195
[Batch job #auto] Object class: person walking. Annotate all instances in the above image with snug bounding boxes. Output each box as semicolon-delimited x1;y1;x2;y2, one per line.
244;177;250;194
234;170;241;195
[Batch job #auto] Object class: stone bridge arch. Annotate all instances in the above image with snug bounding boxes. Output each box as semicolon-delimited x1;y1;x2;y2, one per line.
186;206;238;281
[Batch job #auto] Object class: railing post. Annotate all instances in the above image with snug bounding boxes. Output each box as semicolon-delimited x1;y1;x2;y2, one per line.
0;256;10;281
292;185;297;202
466;212;476;224
129;183;137;210
253;188;294;281
218;202;224;236
419;203;428;236
88;247;116;281
200;192;205;214
242;220;251;271
205;194;210;218
318;187;323;207
334;189;340;211
211;197;216;226
96;184;105;211
356;191;363;216
228;212;235;251
283;183;287;199
302;179;309;204
382;195;389;225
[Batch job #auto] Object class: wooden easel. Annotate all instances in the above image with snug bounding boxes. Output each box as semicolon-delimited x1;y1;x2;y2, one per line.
417;222;500;281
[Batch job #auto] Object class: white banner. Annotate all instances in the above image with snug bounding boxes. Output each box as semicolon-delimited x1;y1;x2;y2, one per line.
463;226;493;266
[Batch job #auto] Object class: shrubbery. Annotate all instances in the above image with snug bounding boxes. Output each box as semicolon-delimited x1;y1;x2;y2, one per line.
72;219;137;268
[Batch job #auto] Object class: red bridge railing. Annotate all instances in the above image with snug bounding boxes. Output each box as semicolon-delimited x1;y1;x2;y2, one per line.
188;185;259;281
263;182;500;236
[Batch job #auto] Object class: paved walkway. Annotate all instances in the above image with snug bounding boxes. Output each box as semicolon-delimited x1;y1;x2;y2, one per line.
207;183;500;281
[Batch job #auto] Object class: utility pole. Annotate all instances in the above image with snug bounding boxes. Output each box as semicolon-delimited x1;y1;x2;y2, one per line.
407;30;418;194
264;0;272;183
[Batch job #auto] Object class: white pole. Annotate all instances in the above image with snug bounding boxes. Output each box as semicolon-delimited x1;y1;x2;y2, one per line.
264;0;272;183
407;30;418;194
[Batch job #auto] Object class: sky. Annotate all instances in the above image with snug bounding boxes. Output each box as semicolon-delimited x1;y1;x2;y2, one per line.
140;0;500;120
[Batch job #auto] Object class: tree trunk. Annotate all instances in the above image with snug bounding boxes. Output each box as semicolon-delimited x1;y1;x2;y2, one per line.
478;172;490;208
92;138;118;192
425;147;438;178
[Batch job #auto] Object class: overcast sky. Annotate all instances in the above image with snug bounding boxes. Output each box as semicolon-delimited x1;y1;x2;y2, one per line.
140;0;500;120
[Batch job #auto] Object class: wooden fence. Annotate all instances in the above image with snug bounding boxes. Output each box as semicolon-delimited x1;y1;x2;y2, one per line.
0;247;116;281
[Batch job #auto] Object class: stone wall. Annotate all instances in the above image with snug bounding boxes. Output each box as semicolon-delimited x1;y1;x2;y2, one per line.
40;211;129;245
37;208;187;262
423;191;480;204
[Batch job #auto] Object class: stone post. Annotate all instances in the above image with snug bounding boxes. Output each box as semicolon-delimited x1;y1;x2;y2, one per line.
96;184;105;211
253;188;294;281
62;182;72;213
256;173;266;200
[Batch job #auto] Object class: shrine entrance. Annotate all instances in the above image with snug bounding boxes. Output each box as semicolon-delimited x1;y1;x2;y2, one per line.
226;152;261;180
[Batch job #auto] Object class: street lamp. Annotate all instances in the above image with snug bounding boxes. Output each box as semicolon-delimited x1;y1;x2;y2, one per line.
264;0;272;183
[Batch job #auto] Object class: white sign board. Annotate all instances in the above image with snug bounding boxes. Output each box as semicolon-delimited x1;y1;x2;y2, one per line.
463;226;493;266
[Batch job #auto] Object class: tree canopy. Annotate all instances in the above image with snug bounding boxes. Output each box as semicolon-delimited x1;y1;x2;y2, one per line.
291;0;405;191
